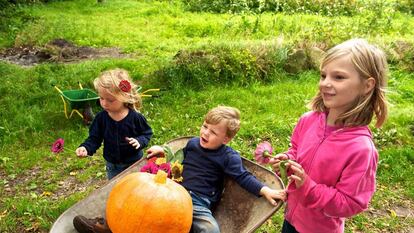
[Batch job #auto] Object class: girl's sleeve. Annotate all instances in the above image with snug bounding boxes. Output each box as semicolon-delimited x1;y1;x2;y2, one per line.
79;115;103;156
134;114;153;149
295;143;378;218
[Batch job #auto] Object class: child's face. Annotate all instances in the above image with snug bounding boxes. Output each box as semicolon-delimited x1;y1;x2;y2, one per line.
98;88;125;114
199;121;231;150
319;55;370;116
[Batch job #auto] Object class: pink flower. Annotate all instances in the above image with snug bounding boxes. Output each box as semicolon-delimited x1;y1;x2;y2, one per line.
254;141;273;164
51;138;65;154
119;80;131;92
140;162;159;174
158;163;171;177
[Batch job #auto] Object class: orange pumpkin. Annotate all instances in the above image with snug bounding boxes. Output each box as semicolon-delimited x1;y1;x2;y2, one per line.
106;170;193;233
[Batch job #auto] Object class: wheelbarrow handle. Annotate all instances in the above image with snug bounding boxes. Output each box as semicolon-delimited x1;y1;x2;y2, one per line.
53;85;64;95
141;88;160;95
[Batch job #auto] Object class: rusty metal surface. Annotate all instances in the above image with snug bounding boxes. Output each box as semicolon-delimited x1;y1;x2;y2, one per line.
50;136;284;233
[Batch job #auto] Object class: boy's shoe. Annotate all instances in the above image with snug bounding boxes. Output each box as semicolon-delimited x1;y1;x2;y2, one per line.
73;215;112;233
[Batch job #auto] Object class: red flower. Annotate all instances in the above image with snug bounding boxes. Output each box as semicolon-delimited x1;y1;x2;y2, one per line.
254;141;273;165
119;80;131;92
140;162;159;174
51;138;65;154
148;156;158;163
158;163;171;177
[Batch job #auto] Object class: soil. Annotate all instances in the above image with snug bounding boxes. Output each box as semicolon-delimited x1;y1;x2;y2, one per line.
0;38;130;66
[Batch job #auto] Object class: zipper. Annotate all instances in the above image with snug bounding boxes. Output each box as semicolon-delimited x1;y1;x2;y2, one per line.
286;127;345;221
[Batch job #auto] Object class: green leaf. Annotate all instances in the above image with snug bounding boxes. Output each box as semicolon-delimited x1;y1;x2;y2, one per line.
279;160;289;186
162;146;184;163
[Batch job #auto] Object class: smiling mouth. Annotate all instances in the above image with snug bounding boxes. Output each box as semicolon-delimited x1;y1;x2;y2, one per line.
323;93;335;98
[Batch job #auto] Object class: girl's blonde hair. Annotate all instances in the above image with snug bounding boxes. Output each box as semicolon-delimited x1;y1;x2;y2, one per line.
204;106;241;138
308;38;388;128
94;68;142;111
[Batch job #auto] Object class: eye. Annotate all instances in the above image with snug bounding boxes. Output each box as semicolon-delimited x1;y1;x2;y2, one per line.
335;75;345;80
320;73;326;80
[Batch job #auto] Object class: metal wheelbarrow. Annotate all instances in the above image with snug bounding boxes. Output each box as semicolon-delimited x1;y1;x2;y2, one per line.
49;136;284;233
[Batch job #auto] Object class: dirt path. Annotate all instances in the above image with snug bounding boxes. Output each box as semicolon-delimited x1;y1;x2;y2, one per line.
0;39;130;66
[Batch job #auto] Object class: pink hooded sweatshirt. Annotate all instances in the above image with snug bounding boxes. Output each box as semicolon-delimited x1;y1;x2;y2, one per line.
284;111;378;233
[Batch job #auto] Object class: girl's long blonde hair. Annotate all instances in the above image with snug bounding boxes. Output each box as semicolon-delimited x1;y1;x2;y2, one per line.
308;38;388;128
94;68;142;111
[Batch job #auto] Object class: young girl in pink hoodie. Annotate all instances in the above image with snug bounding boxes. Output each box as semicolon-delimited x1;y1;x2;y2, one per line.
270;38;388;233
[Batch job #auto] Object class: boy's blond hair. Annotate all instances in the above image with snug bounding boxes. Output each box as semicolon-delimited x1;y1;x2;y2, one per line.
204;106;241;138
94;68;142;111
308;38;388;128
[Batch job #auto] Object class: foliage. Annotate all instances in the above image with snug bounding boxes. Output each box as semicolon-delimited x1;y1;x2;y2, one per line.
182;0;359;15
0;2;37;47
152;44;288;90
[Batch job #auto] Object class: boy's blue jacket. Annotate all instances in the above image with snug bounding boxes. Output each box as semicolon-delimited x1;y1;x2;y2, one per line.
80;109;153;164
182;137;264;204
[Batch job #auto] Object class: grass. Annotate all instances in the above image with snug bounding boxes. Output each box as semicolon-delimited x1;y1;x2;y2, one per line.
0;0;413;232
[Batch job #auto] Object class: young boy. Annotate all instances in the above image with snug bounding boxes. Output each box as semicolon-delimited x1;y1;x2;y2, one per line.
147;106;286;233
73;106;285;233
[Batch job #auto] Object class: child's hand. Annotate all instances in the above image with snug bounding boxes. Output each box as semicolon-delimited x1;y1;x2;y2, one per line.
126;137;140;149
260;186;286;206
288;160;307;189
76;146;88;157
269;153;289;174
146;145;165;158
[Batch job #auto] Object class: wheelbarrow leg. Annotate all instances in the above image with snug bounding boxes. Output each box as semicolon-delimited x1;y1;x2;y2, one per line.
82;103;95;125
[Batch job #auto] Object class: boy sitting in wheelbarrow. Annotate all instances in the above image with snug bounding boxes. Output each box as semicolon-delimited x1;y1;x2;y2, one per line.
73;106;286;233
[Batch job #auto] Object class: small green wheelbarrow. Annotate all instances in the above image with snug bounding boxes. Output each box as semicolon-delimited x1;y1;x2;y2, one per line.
54;83;160;124
54;82;99;124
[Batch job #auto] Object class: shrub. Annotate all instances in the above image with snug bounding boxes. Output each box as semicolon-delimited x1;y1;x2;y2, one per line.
151;45;288;90
182;0;359;16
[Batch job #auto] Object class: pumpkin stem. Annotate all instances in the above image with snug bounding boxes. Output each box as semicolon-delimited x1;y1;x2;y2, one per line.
154;170;167;184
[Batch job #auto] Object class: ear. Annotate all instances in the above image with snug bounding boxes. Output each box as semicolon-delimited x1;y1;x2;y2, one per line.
222;136;232;145
364;77;376;95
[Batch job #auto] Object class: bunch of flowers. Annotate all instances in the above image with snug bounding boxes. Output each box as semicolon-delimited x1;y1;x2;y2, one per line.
140;147;184;183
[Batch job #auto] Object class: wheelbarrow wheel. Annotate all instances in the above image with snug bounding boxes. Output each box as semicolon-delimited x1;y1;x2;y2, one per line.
82;103;95;125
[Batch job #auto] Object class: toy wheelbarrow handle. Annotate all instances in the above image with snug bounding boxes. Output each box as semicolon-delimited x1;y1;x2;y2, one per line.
53;85;64;95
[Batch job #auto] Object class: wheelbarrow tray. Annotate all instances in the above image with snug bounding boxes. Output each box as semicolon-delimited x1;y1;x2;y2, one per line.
61;89;99;109
50;136;284;233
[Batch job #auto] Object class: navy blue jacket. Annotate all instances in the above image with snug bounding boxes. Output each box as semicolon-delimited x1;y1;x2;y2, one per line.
182;137;264;204
80;109;153;164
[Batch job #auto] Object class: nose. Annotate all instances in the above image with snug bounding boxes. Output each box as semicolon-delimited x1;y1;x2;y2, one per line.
320;77;332;88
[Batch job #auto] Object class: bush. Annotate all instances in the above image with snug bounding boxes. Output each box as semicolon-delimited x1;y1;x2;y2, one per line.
182;0;359;16
151;45;288;90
